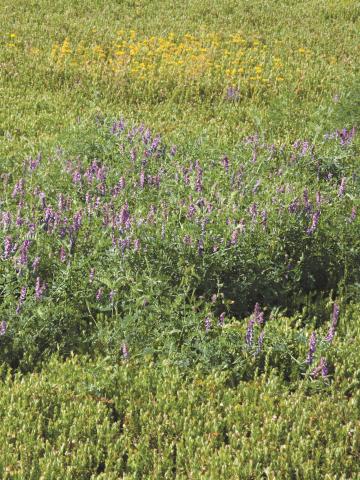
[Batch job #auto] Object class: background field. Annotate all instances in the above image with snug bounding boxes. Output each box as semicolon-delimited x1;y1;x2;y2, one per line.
1;0;360;478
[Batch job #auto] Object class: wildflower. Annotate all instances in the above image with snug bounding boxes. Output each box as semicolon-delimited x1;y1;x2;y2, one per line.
16;287;27;314
222;155;229;173
35;277;46;300
254;303;264;325
32;256;40;272
338;177;346;197
219;312;225;327
245;317;255;346
122;343;129;359
19;239;31;266
96;288;103;301
306;210;320;235
256;330;265;355
3;236;12;259
60;246;66;262
311;357;328;379
0;321;7;336
306;331;317;365
325;303;339;343
170;145;177;156
205;316;212;332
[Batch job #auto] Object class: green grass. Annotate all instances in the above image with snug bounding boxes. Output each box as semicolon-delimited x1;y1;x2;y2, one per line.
1;0;360;477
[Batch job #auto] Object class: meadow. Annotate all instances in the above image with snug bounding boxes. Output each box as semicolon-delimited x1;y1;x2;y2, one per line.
1;0;360;478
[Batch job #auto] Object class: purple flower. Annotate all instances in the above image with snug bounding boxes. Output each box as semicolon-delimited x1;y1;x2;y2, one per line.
35;277;46;301
205;316;212;332
303;188;311;212
32;256;40;272
96;288;103;301
3;236;12;259
253;303;264;325
60;246;66;262
170;145;177;156
338;177;346;197
306;210;320;235
325;303;339;342
122;343;129;359
16;287;27;314
222;156;229;173
226;86;240;101
134;239;141;252
19;239;31;266
256;330;265;355
219;312;225;327
0;321;7;336
12;179;25;198
306;332;317;365
311;357;328;379
245;317;255;346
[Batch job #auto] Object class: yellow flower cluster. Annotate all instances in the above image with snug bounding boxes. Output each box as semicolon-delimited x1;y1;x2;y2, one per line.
50;31;293;98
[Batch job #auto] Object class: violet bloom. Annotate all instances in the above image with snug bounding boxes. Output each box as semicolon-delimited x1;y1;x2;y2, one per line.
256;330;265;355
35;277;46;300
187;204;196;220
3;236;12;259
2;212;12;230
60;246;66;262
306;210;320;235
338;177;346;197
0;321;7;336
219;312;225;327
96;288;103;301
72;211;83;232
311;357;328;379
109;290;116;302
230;229;239;245
16;286;27;314
245;317;255;346
134;239;141;252
305;332;317;365
170;145;177;156
222;156;229;173
19;239;31;266
254;303;264;325
122;343;129;360
205;316;212;332
32;256;40;272
325;303;339;343
12;179;25;198
303;188;311;212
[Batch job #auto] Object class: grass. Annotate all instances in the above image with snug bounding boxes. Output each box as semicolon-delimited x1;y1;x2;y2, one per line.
1;0;360;478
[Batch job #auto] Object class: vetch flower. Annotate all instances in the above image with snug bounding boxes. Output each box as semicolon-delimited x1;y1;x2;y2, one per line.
306;331;317;365
0;321;7;336
325;303;339;343
205;316;212;332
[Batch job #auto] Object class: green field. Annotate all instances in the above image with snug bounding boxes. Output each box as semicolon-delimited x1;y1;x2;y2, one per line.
1;0;360;478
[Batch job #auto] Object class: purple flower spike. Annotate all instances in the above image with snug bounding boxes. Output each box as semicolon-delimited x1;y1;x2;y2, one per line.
306;210;320;235
245;317;255;346
89;268;95;283
205;316;212;332
35;277;46;301
306;332;317;365
325;303;339;342
219;312;225;327
96;288;104;301
3;236;12;259
0;321;7;336
338;178;346;197
311;357;329;379
16;286;27;314
256;330;265;355
122;343;129;360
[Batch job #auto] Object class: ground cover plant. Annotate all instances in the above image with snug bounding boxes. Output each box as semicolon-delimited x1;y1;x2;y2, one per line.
1;0;360;478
